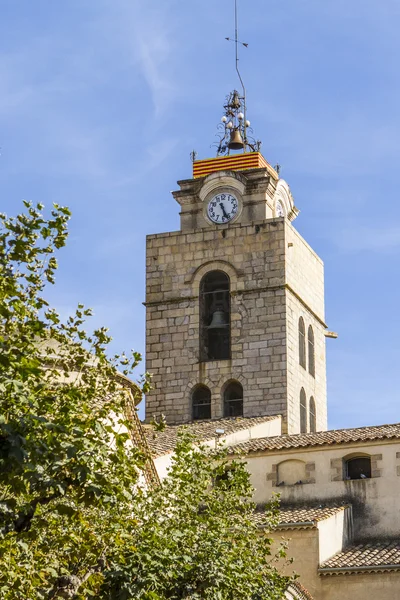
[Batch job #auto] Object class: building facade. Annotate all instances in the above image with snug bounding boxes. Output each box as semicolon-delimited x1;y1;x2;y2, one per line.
143;94;400;598
145;155;327;434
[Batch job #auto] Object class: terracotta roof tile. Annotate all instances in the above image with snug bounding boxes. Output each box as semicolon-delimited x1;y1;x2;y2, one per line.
319;541;400;573
144;415;280;457
253;504;349;529
229;422;400;454
286;581;314;600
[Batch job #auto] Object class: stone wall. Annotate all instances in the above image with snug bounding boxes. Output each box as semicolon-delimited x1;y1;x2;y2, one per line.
246;440;400;539
145;219;287;424
145;215;327;433
285;225;327;433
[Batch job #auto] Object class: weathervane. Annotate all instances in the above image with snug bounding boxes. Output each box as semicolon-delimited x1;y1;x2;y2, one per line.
214;0;262;156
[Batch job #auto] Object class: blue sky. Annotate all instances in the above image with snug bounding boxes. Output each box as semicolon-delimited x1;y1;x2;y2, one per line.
1;0;399;428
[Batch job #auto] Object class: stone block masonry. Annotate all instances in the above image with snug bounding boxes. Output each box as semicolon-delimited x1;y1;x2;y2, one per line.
145;216;327;434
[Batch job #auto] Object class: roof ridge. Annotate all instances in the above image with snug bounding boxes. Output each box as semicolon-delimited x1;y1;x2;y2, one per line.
145;414;281;457
228;422;400;453
261;421;400;442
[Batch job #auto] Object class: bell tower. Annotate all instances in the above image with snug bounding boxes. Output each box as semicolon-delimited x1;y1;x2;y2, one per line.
145;89;328;433
145;1;328;433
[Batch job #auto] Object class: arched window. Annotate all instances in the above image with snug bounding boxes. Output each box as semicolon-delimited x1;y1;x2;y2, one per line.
192;385;211;420
298;317;306;368
300;388;307;433
308;325;315;377
199;271;230;361
345;456;371;480
223;381;243;418
309;396;316;433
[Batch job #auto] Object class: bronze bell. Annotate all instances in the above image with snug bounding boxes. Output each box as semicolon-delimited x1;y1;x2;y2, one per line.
228;129;244;150
208;309;228;329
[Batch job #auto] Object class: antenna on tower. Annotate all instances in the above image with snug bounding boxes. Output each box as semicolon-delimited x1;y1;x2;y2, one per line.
225;0;248;126
214;0;261;156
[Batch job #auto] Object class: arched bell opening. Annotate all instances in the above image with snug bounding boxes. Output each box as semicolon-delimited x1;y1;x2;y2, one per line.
199;270;231;361
223;381;243;418
192;385;212;421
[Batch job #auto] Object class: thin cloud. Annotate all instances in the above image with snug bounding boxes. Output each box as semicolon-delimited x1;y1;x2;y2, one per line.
92;0;179;119
335;226;400;253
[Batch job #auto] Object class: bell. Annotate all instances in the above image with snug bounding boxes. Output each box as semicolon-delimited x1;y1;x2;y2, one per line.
228;129;244;150
208;309;228;329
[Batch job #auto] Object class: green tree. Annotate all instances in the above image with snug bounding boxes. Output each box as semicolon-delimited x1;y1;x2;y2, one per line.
0;202;290;599
102;433;290;600
0;202;148;598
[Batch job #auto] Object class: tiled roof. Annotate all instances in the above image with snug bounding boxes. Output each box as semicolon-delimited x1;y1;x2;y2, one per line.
253;504;348;530
229;422;400;454
319;541;400;574
286;581;314;600
144;415;280;457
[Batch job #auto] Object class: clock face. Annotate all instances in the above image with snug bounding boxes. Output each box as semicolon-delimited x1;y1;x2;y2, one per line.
207;193;239;224
276;200;285;218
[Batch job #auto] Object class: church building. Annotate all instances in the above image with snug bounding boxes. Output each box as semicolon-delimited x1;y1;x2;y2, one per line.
143;88;400;599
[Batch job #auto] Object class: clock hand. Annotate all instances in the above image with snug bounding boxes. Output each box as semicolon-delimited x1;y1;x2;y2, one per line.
219;203;229;219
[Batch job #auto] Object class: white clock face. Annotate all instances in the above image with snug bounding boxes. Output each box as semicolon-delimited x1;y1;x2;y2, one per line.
207;193;239;224
276;200;285;218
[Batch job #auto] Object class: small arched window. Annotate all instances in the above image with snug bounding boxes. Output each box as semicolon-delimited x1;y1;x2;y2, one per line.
309;396;316;433
223;381;243;418
345;456;371;480
300;388;307;433
199;271;230;362
308;325;315;377
192;385;211;420
299;317;306;368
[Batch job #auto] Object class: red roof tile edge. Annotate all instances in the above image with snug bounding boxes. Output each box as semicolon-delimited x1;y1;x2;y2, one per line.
228;422;400;454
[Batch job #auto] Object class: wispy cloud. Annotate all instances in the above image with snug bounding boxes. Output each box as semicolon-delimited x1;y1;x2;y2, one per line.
0;0;181;186
335;226;400;253
92;0;179;119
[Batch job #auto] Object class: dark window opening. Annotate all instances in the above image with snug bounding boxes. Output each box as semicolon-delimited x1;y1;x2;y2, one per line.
299;317;306;369
345;457;371;480
192;385;211;420
308;325;315;377
223;381;243;417
300;388;307;433
309;396;316;433
199;271;230;361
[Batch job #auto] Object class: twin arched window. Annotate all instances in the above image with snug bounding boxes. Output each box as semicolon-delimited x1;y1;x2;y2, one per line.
199;271;230;361
192;385;211;420
308;326;315;377
300;389;317;433
298;318;315;378
299;318;306;369
300;388;307;433
309;396;316;433
191;381;243;421
223;381;243;417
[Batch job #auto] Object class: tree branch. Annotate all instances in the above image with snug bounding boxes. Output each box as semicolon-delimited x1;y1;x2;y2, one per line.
47;553;106;600
0;493;60;535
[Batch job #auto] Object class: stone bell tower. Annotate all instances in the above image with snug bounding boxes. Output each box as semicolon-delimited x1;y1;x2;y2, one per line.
145;91;328;434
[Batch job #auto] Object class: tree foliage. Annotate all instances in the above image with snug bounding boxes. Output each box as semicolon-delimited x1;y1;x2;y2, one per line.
0;202;290;599
0;202;147;598
102;433;291;600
